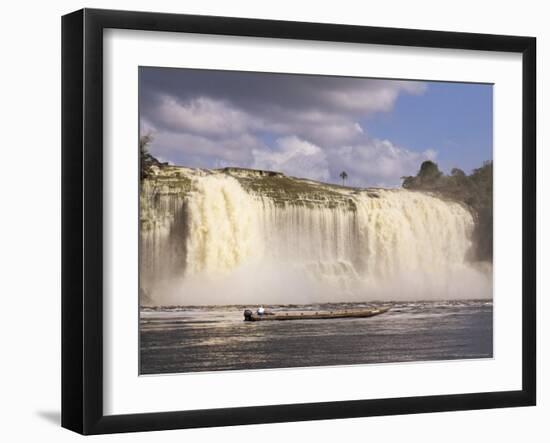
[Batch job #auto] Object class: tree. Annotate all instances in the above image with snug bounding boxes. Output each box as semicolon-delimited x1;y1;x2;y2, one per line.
402;160;442;189
451;167;466;177
140;133;161;180
418;160;442;185
140;133;153;157
339;171;348;186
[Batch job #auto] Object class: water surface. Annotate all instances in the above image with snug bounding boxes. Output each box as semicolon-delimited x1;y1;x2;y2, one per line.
140;300;493;375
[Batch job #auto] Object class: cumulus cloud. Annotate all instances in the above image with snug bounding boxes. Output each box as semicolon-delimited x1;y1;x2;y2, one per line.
152;96;253;136
252;136;330;182
328;140;437;187
322;80;425;113
139;67;433;186
150;131;263;168
140;69;425;119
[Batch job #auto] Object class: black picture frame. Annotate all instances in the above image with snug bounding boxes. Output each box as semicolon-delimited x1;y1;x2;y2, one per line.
62;8;536;435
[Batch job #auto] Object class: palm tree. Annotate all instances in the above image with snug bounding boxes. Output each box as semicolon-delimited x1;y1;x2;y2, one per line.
339;171;348;186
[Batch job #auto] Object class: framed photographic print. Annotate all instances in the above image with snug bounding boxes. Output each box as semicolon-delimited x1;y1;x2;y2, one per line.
61;8;536;435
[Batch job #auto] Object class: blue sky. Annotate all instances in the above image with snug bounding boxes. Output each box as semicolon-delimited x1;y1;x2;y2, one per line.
140;68;492;187
364;82;493;175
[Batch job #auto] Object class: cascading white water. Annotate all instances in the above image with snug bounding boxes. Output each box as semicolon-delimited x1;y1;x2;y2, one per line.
184;175;262;275
140;170;492;305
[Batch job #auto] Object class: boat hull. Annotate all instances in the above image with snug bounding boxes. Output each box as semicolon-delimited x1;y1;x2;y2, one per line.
244;307;389;321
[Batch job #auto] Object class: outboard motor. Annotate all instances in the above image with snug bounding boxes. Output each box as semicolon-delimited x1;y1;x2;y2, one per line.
244;309;253;321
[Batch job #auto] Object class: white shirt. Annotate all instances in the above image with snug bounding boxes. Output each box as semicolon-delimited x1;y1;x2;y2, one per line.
258;306;265;314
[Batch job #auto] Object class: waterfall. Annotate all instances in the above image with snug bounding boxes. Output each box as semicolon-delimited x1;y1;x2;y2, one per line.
140;169;492;305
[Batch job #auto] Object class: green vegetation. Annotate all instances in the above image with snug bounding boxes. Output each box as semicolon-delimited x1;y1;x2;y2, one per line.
402;160;493;262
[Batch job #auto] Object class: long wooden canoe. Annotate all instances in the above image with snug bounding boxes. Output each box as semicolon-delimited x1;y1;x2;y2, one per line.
243;307;389;322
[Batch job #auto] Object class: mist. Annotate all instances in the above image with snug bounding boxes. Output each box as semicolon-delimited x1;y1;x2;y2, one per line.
140;169;493;306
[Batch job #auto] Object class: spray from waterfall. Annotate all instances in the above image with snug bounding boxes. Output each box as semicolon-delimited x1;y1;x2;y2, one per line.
140;170;492;306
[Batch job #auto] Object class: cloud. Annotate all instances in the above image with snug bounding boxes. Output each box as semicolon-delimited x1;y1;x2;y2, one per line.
146;93;370;146
149;130;264;168
328;139;437;187
141;69;425;117
252;136;330;181
322;80;425;113
139;67;432;185
152;95;253;136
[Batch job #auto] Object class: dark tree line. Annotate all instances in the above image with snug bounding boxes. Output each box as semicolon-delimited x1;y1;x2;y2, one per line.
402;160;493;262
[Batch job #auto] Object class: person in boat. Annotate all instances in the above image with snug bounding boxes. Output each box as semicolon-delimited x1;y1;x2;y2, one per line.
257;306;265;316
